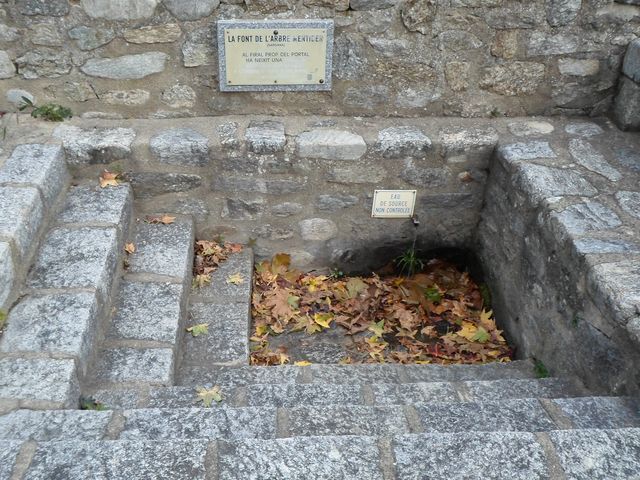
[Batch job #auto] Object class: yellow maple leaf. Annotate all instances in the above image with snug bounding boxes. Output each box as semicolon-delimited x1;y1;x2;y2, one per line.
313;312;334;329
124;243;135;254
294;360;312;366
99;170;119;188
226;273;244;285
192;274;211;288
195;386;222;407
187;323;209;337
456;321;478;342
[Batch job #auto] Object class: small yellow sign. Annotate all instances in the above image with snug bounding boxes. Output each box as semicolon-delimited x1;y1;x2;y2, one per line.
223;27;329;86
371;190;417;218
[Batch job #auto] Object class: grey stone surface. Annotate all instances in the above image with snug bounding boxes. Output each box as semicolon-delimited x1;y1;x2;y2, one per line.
222;198;264;220
6;89;35;106
574;238;640;254
161;84;196;108
53;125;136;166
94;348;174;385
0;358;79;408
351;0;397;8
374;126;431;158
569;139;621;181
81;53;168;80
245;120;286;154
0;144;67;204
18;0;69;15
309;364;402;384
164;0;219;20
372;382;459;404
326;165;386;184
465;378;581;401
195;249;253;300
614;77;640;131
182;26;216;67
565;122;605;137
299;218;338;241
124;24;182;44
401;0;437;34
527;32;586;56
0;441;22;479
128;219;193;279
272;202;303;217
546;0;581;26
0;409;111;441
403;361;537;383
317;194;359;211
121;407;275;439
27;227;118;300
499;141;557;163
0;186;43;259
213;176;307;194
149;128;209;167
439;127;499;154
296;130;367;160
414;398;556;432
550;428;640;480
554;201;622;236
0;293;99;371
480;62;545;96
16;50;71;79
178;365;301;387
245;384;363;407
558;58;600;77
68;26;115;51
0;50;15;79
516;164;598;202
615;191;640;219
182;303;249;365
615;147;640;172
91;388;140;410
508;121;555;137
394;432;549;480
24;440;207;479
59;185;132;229
109;282;184;343
623;38;640;83
0;242;14;307
589;261;640;325
129;172;203;198
553;396;640;428
102;90;151;106
80;0;159;20
218;436;382;479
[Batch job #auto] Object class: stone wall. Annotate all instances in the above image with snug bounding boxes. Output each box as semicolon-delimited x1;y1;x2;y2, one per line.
614;38;640;130
0;0;639;119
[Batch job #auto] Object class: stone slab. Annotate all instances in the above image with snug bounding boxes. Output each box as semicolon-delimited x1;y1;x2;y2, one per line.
574;237;640;254
59;184;132;231
402;360;536;383
394;432;549;480
128;219;193;279
149;128;210;166
516;164;598;203
508;121;555;137
147;386;210;409
245;384;363;407
178;365;302;387
553;201;622;236
0;292;99;372
615;191;640;220
0;441;22;479
588;260;640;325
129;172;203;198
464;378;582;401
0;186;44;259
498;141;557;163
0;409;111;441
120;407;275;440
414;398;556;432
27;227;118;301
565;122;604;137
614;76;640;131
218;436;382;479
195;250;253;300
296;129;366;160
622;38;640;82
245;120;286;154
91;388;141;410
0;241;14;307
182;303;249;365
0;358;79;408
568;139;621;181
374;126;432;158
552;397;640;428
93;348;174;386
308;364;403;384
439;126;499;155
53;125;136;165
0;144;68;204
371;382;459;404
288;405;409;436
109;281;183;343
81;52;168;80
549;428;640;480
24;440;208;480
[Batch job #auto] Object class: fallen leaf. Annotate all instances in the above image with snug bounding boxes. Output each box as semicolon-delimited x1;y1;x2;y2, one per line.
146;214;176;225
313;312;334;329
124;243;135;254
187;323;209;337
226;273;244;285
294;360;312;366
99;170;119;188
193;274;211;289
196;386;222;407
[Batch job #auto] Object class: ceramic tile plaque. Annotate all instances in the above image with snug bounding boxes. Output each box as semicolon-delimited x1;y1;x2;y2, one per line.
217;19;334;92
371;190;417;218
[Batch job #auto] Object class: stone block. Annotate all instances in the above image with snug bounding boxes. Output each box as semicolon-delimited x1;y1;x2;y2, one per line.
0;358;79;408
515;164;598;203
0;186;43;259
549;428;640;480
309;364;402;384
121;406;275;440
552;396;640;428
326;165;386;184
565;122;604;137
68;26;115;51
374;126;431;158
615;147;640;172
129;172;203;198
27;227;118;301
147;386;207;409
182;26;216;67
371;382;459;404
402;361;536;383
245;120;286;154
91;389;141;410
546;0;581;27
53;125;136;166
80;0;159;20
0;50;15;79
93;348;174;385
0;242;14;307
623;38;640;83
182;303;249;365
498;141;557;163
164;0;219;20
615;191;640;219
0;441;22;479
221;198;264;220
195;250;253;300
81;52;168;80
59;184;132;231
299;218;338;241
161;84;196;108
128;219;193;280
400;160;450;187
296;129;367;160
178;365;302;388
614;76;640;131
24;440;207;479
439;126;499;154
0;144;68;205
480;62;545;96
553;201;622;236
350;0;397;8
317;194;359;211
16;50;71;80
464;378;581;401
0;409;111;441
218;436;382;479
149;128;210;166
414;398;556;432
0;293;99;372
508;121;555;137
213;176;307;194
558;58;600;77
394;432;549;479
109;282;184;343
568;139;621;181
574;238;640;255
527;32;590;56
245;384;363;407
18;0;69;15
588;260;640;325
124;24;182;44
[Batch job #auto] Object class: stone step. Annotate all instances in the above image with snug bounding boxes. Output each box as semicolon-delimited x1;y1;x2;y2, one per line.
89;216;194;388
3;429;640;479
88;377;586;410
177;359;537;386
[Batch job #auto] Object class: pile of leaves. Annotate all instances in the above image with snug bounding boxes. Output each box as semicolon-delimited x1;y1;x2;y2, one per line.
251;253;512;365
193;239;243;288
